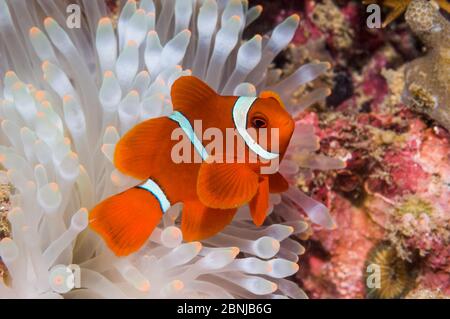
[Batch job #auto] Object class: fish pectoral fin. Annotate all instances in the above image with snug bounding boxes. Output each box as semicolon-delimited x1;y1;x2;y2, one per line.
197;160;259;209
249;176;270;226
89;188;163;256
181;201;237;241
268;172;289;193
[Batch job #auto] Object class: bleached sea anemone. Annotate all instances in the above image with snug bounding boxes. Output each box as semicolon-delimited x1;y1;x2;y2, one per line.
0;0;334;298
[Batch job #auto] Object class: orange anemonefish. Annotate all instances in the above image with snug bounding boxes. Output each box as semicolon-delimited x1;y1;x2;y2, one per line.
89;76;295;256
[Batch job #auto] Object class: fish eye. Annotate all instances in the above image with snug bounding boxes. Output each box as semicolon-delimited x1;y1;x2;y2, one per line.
251;116;267;129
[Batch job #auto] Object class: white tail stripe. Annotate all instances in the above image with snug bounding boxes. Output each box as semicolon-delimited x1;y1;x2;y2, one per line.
136;178;171;212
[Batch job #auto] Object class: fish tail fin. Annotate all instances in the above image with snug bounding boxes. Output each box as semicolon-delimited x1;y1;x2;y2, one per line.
89;188;163;256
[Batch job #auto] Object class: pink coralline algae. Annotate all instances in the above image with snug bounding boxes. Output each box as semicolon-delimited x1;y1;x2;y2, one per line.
296;85;450;298
298;194;384;298
263;0;450;298
298;63;450;297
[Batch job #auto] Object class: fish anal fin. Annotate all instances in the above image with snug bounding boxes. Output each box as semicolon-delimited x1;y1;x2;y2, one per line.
181;201;237;241
89;188;163;256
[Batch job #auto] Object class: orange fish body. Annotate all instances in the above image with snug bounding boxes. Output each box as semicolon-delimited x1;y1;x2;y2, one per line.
89;76;295;256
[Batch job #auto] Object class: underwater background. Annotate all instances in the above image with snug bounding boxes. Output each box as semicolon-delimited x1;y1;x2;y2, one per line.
0;0;448;299
248;0;450;299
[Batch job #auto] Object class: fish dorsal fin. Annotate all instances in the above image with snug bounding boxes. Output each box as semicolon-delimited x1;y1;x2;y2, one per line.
260;90;285;108
171;76;218;113
114;117;176;180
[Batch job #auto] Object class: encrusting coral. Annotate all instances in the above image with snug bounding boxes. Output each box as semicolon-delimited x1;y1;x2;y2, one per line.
403;0;450;131
0;0;340;298
310;0;354;51
364;242;417;299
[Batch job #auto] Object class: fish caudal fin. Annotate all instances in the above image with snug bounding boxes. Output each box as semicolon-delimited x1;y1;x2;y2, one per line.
197;160;259;209
181;201;237;241
249;177;270;226
89;188;163;256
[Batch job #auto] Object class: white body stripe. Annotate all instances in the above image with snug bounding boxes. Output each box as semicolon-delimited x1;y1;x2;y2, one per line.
137;179;171;212
169;111;209;161
232;96;280;160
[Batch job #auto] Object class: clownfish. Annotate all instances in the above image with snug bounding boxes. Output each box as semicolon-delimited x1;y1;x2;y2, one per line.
89;76;295;256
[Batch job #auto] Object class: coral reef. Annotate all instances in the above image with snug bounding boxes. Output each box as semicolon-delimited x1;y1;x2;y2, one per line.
403;0;450;131
298;194;384;298
252;0;450;299
0;177;11;284
364;243;417;298
309;0;355;51
0;0;337;298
